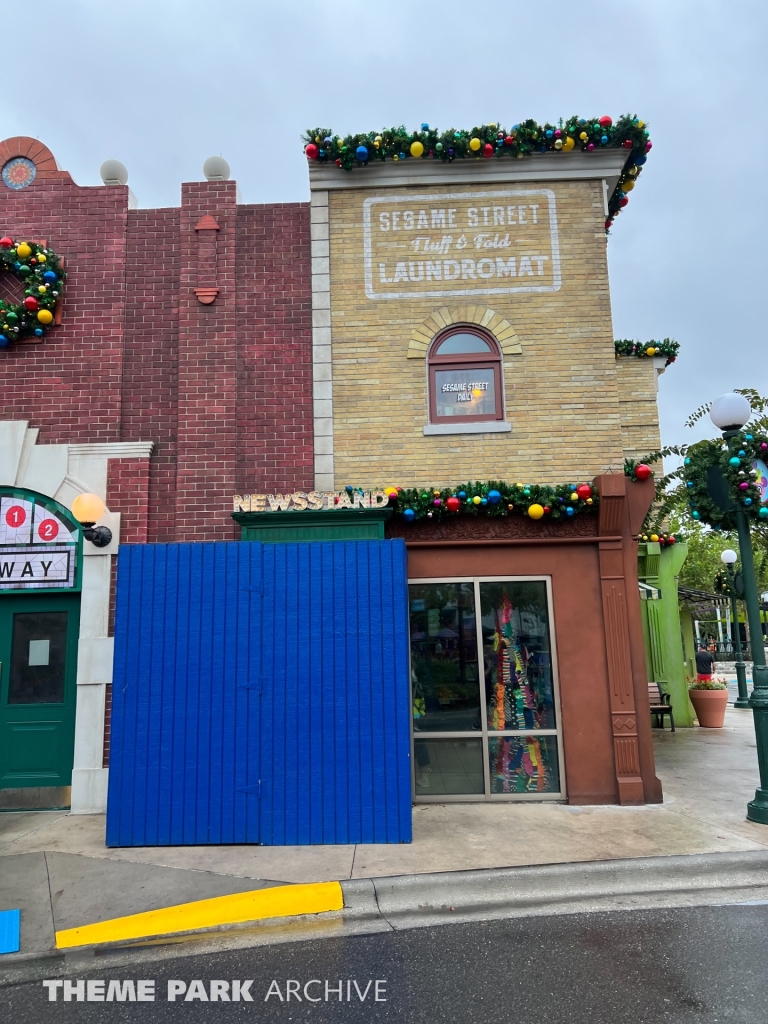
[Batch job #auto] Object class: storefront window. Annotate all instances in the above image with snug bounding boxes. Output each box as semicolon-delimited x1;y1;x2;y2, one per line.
409;578;563;801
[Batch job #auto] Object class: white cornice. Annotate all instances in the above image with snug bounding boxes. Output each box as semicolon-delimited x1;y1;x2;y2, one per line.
308;149;629;194
68;442;154;459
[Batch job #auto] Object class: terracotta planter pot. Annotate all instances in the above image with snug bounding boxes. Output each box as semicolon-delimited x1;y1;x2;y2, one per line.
689;688;729;728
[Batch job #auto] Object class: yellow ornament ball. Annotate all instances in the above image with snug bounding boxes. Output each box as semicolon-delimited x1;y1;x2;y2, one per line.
570;492;578;501
410;140;424;158
37;309;53;324
650;534;659;542
554;139;563;150
636;120;645;129
562;136;575;151
472;495;482;505
37;253;47;262
528;503;544;520
374;141;380;149
646;346;656;356
622;179;635;192
469;138;481;152
38;286;47;294
507;503;515;510
374;135;382;143
393;154;399;161
384;486;398;496
16;242;31;258
579;131;588;141
586;498;593;505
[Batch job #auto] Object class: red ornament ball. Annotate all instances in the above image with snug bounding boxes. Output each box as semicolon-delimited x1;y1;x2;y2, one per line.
335;158;342;167
23;296;38;311
446;496;461;513
622;139;633;148
482;143;494;158
634;464;652;481
576;484;592;500
504;135;513;146
542;506;550;514
598;115;613;128
619;197;629;207
0;236;12;248
667;535;676;545
305;143;319;160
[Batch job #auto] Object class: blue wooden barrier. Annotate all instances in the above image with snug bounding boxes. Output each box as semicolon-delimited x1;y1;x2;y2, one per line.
106;540;411;846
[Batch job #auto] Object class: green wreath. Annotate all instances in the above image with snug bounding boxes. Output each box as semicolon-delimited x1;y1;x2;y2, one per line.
0;236;64;348
683;430;768;529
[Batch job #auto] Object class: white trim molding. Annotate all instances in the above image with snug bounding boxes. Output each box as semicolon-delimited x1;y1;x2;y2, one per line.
0;421;153;814
311;190;335;490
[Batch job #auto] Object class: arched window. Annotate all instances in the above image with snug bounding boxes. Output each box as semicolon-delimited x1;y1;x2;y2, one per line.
428;327;503;425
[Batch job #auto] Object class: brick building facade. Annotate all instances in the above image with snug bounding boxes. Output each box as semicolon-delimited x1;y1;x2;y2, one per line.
1;130;667;825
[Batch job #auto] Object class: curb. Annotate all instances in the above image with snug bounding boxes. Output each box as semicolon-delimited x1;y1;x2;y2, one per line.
54;881;343;950
21;850;768;957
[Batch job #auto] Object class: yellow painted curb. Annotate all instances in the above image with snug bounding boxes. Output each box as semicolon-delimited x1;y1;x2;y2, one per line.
55;880;344;949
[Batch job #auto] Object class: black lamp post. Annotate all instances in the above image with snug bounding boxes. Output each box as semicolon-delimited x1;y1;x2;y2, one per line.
720;548;750;709
710;394;768;823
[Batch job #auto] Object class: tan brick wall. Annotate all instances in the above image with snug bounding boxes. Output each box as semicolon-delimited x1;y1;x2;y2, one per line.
327;178;633;489
616;358;662;462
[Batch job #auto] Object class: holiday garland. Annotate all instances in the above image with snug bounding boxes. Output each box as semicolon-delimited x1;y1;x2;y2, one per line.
374;479;599;523
683;430;768;530
0;237;64;347
615;338;679;367
303;115;651;231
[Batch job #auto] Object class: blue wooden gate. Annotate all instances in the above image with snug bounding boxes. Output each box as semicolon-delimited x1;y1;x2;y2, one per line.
106;540;411;846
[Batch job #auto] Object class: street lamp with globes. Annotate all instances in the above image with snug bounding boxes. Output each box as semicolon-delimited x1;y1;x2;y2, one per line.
720;548;750;709
710;393;768;822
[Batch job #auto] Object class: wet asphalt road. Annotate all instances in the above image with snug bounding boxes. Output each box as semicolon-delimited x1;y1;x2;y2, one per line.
2;902;767;1023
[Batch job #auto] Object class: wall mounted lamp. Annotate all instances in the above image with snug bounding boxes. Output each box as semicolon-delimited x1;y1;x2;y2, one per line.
71;492;113;547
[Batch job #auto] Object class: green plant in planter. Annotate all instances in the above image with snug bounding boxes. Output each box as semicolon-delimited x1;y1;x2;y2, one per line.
689;677;728;691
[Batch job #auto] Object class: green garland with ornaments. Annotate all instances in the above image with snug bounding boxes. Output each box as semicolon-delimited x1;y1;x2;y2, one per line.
615;338;679;367
0;236;64;348
683;430;768;530
303;115;651;231
375;480;599;523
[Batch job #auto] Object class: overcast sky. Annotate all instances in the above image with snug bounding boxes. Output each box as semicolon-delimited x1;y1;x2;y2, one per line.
2;0;764;453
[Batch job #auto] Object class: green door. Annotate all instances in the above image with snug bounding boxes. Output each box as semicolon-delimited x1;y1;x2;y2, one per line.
0;593;80;794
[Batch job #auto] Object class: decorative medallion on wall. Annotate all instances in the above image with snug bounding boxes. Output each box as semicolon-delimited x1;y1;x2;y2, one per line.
0;238;64;348
2;157;37;190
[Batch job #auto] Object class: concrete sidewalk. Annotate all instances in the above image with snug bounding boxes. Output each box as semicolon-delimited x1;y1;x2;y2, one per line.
2;708;768;956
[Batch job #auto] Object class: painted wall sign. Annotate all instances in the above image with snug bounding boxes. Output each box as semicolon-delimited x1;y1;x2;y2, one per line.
233;491;389;513
363;188;561;301
0;491;80;590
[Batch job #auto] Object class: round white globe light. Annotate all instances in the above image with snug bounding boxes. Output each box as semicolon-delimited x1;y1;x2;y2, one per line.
710;392;751;431
203;156;230;181
721;548;738;565
99;159;128;185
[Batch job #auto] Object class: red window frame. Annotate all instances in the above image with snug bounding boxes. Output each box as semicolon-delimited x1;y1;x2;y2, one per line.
428;326;504;424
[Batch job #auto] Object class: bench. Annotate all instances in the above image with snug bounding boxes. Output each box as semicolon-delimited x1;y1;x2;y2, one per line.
648;682;675;732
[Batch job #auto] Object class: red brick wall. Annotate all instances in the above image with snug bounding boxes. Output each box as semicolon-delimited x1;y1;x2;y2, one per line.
0;178;129;443
236;204;314;494
0;168;314;536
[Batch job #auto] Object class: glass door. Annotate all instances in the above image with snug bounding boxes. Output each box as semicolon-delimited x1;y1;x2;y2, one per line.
409;577;564;801
0;593;80;792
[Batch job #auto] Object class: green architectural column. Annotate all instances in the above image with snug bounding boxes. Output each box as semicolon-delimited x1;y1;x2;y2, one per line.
639;540;694;727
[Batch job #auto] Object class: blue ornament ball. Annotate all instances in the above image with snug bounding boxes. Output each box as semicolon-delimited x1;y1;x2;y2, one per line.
739;450;746;456
403;508;416;522
745;498;753;505
745;433;754;440
356;145;369;161
635;155;647;165
692;510;701;519
43;271;57;284
487;489;501;505
458;491;466;500
686;482;693;488
729;457;741;466
545;129;553;138
566;507;574;516
684;457;691;464
345;485;353;493
0;334;8;347
480;497;488;506
420;122;429;130
600;135;608;144
34;328;43;337
760;507;768;518
399;152;406;160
